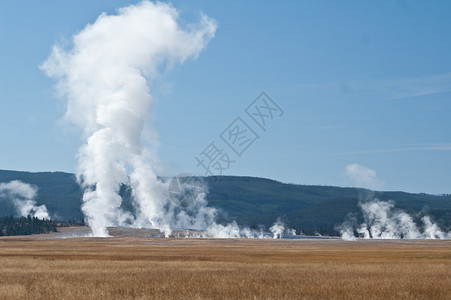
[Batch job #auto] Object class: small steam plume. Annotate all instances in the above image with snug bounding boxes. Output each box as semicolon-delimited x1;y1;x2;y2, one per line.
338;164;450;240
168;179;283;239
267;219;296;239
338;199;450;240
41;1;217;236
0;181;50;219
270;218;285;239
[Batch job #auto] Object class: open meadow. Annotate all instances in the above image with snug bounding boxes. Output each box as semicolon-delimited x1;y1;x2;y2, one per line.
0;228;450;299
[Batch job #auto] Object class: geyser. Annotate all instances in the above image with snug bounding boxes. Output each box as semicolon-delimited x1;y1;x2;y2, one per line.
42;1;217;236
42;1;294;239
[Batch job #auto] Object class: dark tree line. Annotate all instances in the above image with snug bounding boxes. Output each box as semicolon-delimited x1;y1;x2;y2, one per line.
0;215;57;236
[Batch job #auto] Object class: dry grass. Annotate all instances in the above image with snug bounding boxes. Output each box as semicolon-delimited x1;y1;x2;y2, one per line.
0;230;450;299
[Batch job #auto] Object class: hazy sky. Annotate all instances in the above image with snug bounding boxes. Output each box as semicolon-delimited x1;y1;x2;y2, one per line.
1;1;450;194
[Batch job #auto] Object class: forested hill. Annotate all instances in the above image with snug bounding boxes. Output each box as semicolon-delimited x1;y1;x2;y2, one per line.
1;170;450;235
205;176;451;235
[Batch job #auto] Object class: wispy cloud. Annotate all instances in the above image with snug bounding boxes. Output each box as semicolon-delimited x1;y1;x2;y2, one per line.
365;72;451;100
334;143;451;156
298;72;451;100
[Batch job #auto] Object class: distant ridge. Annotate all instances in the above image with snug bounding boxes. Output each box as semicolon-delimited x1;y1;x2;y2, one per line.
1;170;450;235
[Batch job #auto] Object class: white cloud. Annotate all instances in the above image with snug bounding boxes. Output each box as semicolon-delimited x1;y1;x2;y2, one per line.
345;163;384;190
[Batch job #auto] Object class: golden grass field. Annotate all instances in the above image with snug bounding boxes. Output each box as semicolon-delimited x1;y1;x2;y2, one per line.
0;228;450;299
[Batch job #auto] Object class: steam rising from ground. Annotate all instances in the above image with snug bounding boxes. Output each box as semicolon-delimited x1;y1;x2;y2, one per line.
337;199;450;240
0;181;50;219
339;164;450;240
41;1;220;237
270;218;285;238
41;1;288;238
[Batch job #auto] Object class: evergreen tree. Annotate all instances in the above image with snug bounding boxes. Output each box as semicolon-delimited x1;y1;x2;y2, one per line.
0;215;58;236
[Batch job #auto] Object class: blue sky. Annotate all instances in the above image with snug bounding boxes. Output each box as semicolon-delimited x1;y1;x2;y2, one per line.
1;1;450;194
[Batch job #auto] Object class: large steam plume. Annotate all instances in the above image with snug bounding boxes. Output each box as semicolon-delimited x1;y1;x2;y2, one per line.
0;181;50;219
41;1;217;236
